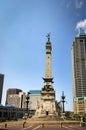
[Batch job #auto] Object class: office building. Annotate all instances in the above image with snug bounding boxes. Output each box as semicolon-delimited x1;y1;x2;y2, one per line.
0;74;4;104
74;97;86;114
6;88;22;104
71;34;86;114
7;91;26;108
28;90;41;111
6;88;26;108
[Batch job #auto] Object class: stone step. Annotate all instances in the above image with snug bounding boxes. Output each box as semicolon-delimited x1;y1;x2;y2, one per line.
29;115;63;121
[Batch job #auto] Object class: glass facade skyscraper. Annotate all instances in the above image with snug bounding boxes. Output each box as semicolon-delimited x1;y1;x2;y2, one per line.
0;74;4;104
71;34;86;114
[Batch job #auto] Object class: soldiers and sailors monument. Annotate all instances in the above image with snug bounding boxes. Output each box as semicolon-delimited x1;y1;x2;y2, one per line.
32;34;60;120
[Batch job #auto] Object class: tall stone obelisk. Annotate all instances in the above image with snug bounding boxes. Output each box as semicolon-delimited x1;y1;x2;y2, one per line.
35;34;57;117
45;34;52;79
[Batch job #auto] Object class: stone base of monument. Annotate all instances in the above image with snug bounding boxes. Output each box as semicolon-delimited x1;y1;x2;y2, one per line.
27;116;80;126
28;115;63;122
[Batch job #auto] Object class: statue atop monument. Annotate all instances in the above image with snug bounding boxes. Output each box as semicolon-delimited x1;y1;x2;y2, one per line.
46;33;50;42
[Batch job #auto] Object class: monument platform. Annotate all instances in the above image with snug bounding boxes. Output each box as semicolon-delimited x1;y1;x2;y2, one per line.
29;115;63;122
27;117;80;125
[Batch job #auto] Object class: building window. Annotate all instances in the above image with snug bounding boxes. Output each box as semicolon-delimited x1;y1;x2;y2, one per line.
80;39;84;43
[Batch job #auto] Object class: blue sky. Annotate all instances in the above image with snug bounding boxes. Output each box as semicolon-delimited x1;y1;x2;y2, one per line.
0;0;86;111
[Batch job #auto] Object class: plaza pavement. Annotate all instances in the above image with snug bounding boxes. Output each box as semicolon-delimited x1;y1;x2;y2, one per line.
0;119;86;130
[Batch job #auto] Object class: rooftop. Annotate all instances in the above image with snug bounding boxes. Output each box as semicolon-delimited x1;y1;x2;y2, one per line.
76;33;86;37
28;90;41;94
5;104;15;108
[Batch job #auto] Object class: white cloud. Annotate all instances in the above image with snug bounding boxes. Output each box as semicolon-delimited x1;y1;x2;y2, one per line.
76;19;86;33
75;0;83;9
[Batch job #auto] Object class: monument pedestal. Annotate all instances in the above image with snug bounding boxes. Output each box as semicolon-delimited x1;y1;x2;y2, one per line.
34;78;58;118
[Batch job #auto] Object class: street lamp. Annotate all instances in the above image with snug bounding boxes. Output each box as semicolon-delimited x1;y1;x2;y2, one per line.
61;91;66;119
25;92;30;118
61;91;65;113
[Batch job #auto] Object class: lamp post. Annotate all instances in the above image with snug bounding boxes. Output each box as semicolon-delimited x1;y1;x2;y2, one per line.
61;91;66;119
61;91;65;113
25;92;30;118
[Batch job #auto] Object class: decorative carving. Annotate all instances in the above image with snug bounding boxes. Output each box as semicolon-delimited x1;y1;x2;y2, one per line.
42;85;54;92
